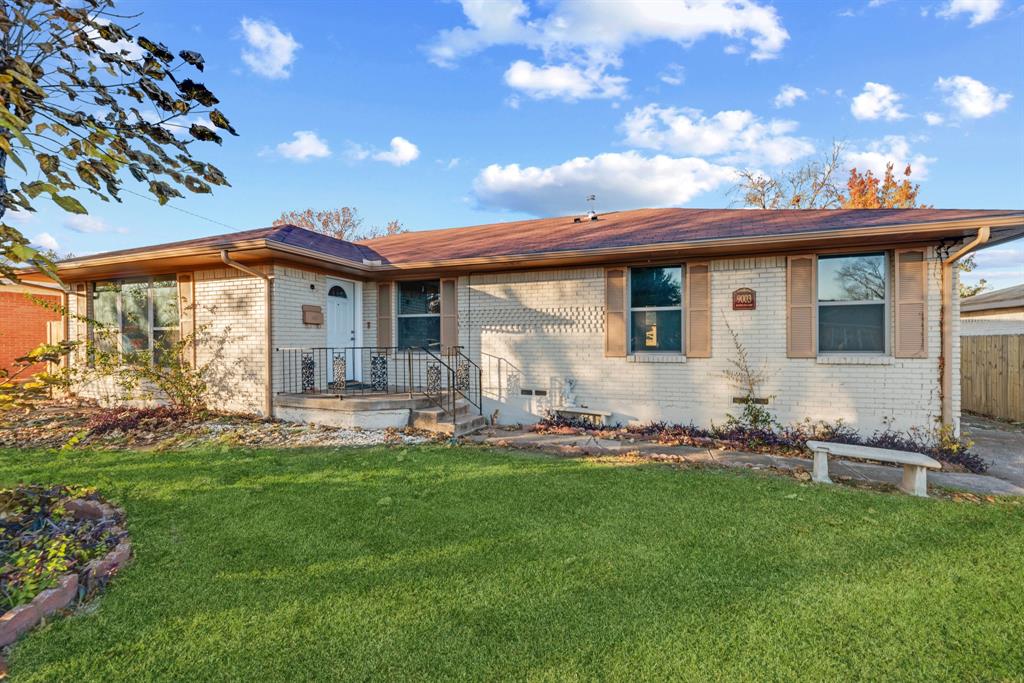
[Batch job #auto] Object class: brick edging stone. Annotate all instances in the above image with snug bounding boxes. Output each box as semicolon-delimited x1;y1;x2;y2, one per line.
0;498;131;648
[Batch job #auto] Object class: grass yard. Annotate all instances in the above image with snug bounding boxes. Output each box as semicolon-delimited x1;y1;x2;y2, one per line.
0;444;1022;681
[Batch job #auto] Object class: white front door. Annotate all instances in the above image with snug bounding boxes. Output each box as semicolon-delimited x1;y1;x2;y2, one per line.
326;279;356;382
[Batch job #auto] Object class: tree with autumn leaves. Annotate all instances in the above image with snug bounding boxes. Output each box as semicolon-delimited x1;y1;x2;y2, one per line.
273;207;405;241
0;0;236;283
733;142;987;296
1;0;236;408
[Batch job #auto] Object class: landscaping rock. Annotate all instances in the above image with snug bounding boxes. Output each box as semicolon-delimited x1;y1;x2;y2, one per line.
33;574;78;617
64;498;106;520
0;604;40;647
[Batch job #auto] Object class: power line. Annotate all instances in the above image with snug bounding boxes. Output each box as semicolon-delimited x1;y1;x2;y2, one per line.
117;185;239;231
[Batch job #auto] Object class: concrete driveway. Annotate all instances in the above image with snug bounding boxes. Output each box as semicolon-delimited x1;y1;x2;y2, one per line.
962;415;1024;488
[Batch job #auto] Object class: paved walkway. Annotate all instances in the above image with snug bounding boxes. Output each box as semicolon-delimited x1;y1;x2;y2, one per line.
468;428;1024;497
962;415;1024;488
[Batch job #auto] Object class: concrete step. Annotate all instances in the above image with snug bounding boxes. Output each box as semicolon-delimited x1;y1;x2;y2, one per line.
424;415;488;437
409;400;475;430
410;399;487;435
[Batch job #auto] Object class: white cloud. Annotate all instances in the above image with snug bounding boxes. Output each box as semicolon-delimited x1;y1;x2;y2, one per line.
240;18;300;79
844;135;935;179
937;0;1003;26
851;82;908;120
33;232;60;251
276;131;331;161
344;142;370;162
504;60;627;100
659;63;685;86
62;215;127;234
87;18;145;63
773;85;807;108
428;0;789;99
936;75;1012;118
621;104;814;166
442;157;461;170
472;151;738;216
924;112;944;126
967;243;1024;290
5;209;34;227
372;137;420;166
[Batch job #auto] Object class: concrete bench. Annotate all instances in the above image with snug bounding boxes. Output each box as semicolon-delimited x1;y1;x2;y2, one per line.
805;441;942;497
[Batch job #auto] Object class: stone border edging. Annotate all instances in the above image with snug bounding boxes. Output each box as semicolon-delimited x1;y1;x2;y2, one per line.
0;498;131;648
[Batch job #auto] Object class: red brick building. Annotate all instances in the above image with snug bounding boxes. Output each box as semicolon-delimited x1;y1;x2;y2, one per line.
0;283;63;379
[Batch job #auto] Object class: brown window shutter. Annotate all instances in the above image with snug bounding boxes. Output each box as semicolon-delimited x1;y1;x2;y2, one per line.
377;282;393;347
177;273;196;366
894;249;928;358
440;277;458;352
604;268;627;357
685;262;711;358
787;255;817;358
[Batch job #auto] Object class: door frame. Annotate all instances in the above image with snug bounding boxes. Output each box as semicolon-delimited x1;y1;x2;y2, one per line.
325;277;363;382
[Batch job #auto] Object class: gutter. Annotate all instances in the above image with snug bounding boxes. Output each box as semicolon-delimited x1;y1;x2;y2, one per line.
220;250;275;419
939;227;990;427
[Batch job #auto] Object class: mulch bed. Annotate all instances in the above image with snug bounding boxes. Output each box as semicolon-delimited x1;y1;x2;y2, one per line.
0;400;436;452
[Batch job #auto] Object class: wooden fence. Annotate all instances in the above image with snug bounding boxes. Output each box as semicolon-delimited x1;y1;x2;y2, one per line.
961;334;1024;422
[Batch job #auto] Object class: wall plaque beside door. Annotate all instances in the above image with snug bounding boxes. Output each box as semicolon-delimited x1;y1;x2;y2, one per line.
302;304;324;325
732;288;756;310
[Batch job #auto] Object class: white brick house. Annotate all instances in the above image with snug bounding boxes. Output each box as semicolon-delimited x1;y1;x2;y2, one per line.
35;208;1024;435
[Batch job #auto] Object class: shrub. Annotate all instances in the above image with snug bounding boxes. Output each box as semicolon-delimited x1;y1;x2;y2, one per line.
86;405;191;436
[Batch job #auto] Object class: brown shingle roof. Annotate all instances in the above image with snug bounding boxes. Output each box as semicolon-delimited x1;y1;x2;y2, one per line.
355;208;1023;264
52;207;1022;273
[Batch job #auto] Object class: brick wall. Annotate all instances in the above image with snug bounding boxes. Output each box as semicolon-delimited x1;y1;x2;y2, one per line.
194;266;269;414
0;289;61;377
456;250;953;435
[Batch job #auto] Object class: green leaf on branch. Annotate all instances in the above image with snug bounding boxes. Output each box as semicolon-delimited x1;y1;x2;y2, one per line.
52;194;88;214
209;110;238;136
189;124;222;144
178;50;205;71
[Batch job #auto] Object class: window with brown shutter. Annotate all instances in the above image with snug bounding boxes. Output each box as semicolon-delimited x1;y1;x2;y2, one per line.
440;278;458;352
177;273;196;366
787;255;816;358
686;262;711;358
894;249;928;358
377;282;393;347
604;268;627;357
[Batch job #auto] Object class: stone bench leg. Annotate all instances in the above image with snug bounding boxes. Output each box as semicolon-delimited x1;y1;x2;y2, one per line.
900;465;929;497
812;448;832;484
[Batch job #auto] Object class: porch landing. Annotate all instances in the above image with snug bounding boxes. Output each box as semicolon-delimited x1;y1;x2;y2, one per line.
275;394;487;436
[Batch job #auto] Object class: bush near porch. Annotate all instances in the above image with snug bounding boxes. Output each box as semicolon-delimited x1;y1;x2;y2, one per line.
0;444;1021;681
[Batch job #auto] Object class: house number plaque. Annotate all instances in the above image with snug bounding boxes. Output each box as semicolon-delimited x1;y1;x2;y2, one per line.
732;288;756;310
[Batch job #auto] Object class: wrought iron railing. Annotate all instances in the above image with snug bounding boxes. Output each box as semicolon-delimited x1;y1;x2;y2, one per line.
446;347;483;415
480;351;522;402
275;346;482;417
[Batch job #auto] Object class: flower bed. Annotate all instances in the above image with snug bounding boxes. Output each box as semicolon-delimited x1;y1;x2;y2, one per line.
0;485;131;647
531;413;988;474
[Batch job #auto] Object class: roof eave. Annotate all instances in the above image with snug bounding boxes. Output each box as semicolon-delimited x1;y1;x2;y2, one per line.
15;213;1024;282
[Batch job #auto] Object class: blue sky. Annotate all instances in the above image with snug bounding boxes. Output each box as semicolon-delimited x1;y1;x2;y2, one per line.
12;0;1024;288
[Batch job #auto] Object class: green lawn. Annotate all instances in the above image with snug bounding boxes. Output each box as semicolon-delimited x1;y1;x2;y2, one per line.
1;445;1022;681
